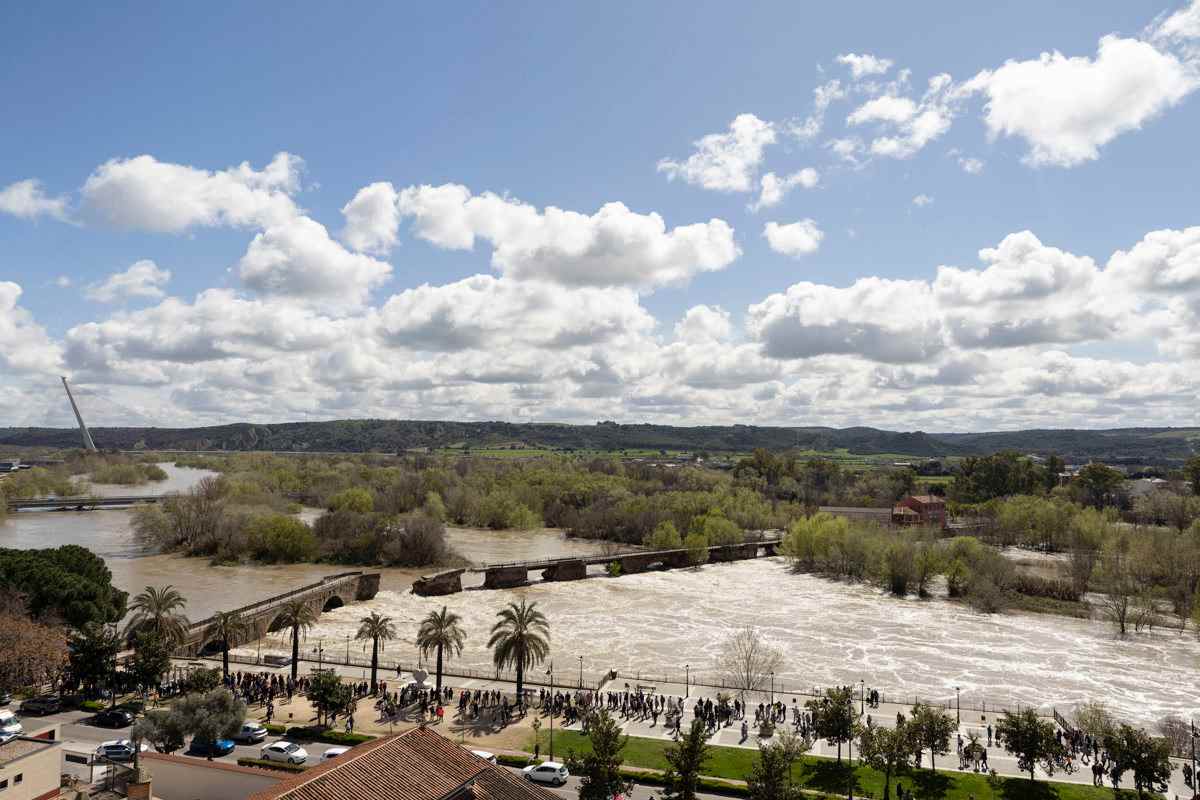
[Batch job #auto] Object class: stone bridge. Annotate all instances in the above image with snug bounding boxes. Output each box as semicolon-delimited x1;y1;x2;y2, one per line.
413;537;780;596
178;571;381;658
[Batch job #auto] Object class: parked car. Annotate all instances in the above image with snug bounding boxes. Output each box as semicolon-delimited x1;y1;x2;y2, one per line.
93;708;135;728
470;749;498;765
261;740;308;764
188;738;236;758
0;692;11;706
322;746;350;761
523;761;569;786
233;722;269;743
0;710;22;737
96;739;146;763
19;696;61;716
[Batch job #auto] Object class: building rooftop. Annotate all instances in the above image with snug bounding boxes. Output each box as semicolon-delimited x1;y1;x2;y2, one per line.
249;727;558;800
0;736;57;767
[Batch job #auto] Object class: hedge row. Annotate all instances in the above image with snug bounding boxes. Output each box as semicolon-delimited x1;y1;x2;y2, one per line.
282;726;375;746
236;757;308;774
502;755;750;798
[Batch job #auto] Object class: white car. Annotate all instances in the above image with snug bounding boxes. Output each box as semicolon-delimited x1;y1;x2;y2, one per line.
261;740;308;764
523;761;569;786
96;739;146;762
322;746;350;761
233;722;269;743
0;710;21;737
470;749;497;765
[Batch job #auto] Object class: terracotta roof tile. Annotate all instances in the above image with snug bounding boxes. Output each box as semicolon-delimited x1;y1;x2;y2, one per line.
249;727;558;800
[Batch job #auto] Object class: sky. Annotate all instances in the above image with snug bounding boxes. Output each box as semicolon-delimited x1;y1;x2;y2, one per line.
2;1;1199;432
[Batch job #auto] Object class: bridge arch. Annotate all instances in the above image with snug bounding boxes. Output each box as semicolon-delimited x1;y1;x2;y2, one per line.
322;594;345;612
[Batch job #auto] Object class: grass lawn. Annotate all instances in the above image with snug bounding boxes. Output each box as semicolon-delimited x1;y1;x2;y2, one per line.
535;730;1120;800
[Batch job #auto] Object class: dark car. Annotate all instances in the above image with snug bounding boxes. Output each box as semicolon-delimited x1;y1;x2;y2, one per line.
19;696;61;716
94;708;135;728
0;692;11;706
188;738;236;758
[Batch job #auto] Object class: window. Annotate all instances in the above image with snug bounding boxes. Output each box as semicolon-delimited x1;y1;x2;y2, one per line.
11;774;18;784
0;777;8;789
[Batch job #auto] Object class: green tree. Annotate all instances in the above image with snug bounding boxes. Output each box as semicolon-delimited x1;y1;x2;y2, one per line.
178;688;247;758
357;611;398;695
806;686;856;762
645;521;683;550
67;623;121;699
859;717;917;800
275;598;319;683
995;708;1070;782
747;740;802;800
1072;463;1125;508
0;545;127;627
684;532;709;568
661;718;711;800
132;708;188;754
307;670;354;727
129;631;172;692
569;708;631;800
328;487;374;513
487;598;549;701
182;667;222;694
1104;724;1173;800
1183;455;1200;497
909;703;955;772
415;606;464;697
207;610;252;679
124;585;190;647
245;514;318;562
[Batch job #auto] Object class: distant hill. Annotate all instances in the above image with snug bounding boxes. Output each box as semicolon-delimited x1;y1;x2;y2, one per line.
3;420;1198;464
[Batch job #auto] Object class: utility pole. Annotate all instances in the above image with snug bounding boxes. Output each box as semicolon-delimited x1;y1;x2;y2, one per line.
547;663;555;761
61;376;97;452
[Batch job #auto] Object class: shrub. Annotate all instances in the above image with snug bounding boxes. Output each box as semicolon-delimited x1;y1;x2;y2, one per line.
237;757;308;773
245;514;318;563
283;726;375;746
327;488;374;513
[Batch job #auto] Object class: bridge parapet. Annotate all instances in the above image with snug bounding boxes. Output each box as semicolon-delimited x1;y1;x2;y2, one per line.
541;560;586;581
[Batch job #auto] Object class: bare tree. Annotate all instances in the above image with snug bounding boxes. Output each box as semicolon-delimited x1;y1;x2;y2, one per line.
718;627;783;702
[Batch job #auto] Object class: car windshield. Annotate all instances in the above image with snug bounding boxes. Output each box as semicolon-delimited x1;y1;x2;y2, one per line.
283;744;299;752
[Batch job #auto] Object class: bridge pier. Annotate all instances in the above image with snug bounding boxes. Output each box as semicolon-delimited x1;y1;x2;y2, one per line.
541;560;586;581
412;569;465;596
483;566;529;589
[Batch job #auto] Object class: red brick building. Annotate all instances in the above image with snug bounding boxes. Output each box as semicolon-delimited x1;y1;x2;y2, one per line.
891;495;947;529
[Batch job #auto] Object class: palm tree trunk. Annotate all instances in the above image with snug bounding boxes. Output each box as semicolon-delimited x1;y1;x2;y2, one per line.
370;637;379;695
291;625;300;683
222;638;230;679
516;661;524;703
435;644;443;697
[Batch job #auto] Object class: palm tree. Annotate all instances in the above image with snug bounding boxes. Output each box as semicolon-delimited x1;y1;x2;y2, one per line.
208;610;252;679
416;606;465;697
355;612;397;695
124;585;190;647
275;598;319;683
487;598;549;702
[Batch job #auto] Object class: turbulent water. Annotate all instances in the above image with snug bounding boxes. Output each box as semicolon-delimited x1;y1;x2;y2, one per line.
5;463;1198;726
266;558;1200;728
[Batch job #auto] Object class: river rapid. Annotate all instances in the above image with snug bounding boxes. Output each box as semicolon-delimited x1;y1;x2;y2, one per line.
3;463;1197;727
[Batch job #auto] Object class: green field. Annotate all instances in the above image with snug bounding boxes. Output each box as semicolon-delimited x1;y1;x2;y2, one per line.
535;730;1118;800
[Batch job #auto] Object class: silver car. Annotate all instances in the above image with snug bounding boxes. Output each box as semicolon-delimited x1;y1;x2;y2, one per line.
522;761;569;786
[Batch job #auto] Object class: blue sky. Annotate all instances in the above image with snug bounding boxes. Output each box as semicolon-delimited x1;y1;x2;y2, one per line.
2;1;1199;430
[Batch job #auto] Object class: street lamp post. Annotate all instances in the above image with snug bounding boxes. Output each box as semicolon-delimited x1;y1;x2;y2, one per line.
547;663;555;762
345;635;350;665
1191;719;1197;800
860;679;865;715
314;642;325;671
578;656;584;690
770;672;775;705
685;664;690;698
955;687;961;725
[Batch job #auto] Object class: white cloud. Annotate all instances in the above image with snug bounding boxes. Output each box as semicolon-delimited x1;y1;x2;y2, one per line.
748;277;944;363
0;282;62;373
763;220;824;258
843;74;960;160
965;35;1198;167
85;260;172;303
238;215;392;308
847;95;917;125
837;53;894;79
656;113;776;192
340;181;400;255
1151;0;1200;42
81;152;302;231
750;168;820;212
396;183;739;290
0;179;70;221
790;80;846;141
912;194;934;207
1106;225;1200;294
55;276;73;288
674;305;733;343
958;156;985;174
